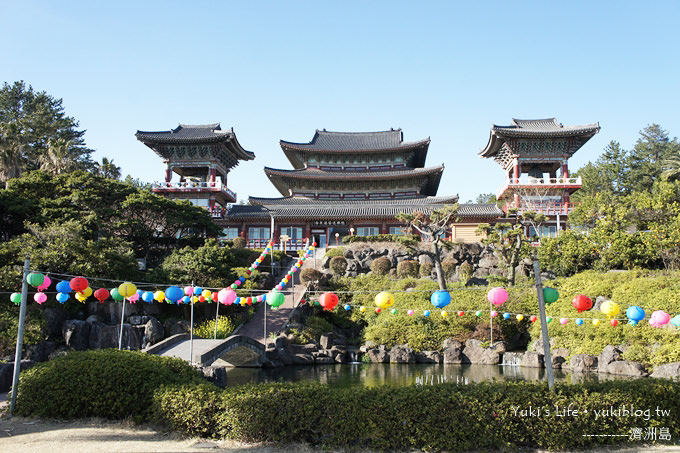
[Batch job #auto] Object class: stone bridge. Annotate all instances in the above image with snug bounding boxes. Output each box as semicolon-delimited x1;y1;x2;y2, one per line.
146;334;265;367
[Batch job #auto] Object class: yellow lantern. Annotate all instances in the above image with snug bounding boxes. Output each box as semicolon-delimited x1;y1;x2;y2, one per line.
600;300;620;319
592;319;601;327
75;292;87;302
118;282;137;299
82;287;93;297
441;311;448;318
154;290;165;302
374;292;395;309
360;306;366;313
516;314;524;321
202;289;211;299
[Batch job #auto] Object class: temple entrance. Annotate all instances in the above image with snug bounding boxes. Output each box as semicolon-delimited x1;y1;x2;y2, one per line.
311;229;327;248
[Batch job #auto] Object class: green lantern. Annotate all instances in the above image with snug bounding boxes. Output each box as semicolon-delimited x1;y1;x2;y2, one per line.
26;272;45;287
543;287;559;304
266;290;285;309
110;288;124;301
10;293;21;305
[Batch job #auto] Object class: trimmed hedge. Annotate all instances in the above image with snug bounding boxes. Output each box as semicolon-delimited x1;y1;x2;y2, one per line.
329;256;348;275
16;349;212;421
370;256;391;275
342;234;419;245
155;379;680;451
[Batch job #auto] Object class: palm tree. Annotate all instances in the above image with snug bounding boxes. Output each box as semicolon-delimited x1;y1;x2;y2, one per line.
40;138;76;175
95;157;122;180
662;154;680;182
0;122;25;188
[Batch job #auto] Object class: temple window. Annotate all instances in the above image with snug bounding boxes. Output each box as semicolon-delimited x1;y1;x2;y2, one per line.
220;227;239;239
281;226;303;239
248;227;270;240
389;227;406;235
357;226;380;236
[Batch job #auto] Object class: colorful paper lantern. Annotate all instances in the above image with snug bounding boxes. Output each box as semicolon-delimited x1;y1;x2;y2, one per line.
375;307;382;314
560;318;568;325
575;318;584;326
546;317;552;323
56;281;71;293
571;294;593;313
626;306;646;326
344;304;351;311
154;290;165;302
37;275;51;291
671;315;680;328
490;310;498;317
360;306;366;313
56;292;69;303
440;311;447;318
218;288;237;305
423;310;430;317
592;319;601;326
118;282;137;299
165;286;184;302
430;290;451;308
610;319;619;327
69;277;88;292
10;293;21;305
407;309;415;316
487;287;508;306
142;291;155;303
600;300;620;319
503;312;511;320
529;315;537;322
516;314;524;321
26;272;45;287
650;310;671;328
374;291;394;309
319;292;339;311
458;311;465;317
543;287;559;304
110;288;124;301
184;286;194;296
94;288;109;302
267;290;285;309
34;292;47;304
475;310;483;317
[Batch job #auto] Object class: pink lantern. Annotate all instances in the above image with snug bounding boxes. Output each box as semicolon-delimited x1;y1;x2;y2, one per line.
128;292;139;302
34;292;47;304
407;309;415;316
491;310;498;317
218;288;237;305
487;287;508;306
560;318;569;325
37;275;52;292
650;310;671;327
184;286;194;296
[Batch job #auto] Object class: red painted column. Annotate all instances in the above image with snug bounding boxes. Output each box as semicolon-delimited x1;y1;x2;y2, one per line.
165;167;172;183
562;162;569;179
209;168;216;184
513;160;520;181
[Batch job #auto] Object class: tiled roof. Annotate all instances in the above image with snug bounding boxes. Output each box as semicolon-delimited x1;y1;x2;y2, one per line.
249;195;460;206
479;118;600;159
280;129;430;151
263;165;444;180
224;202;501;221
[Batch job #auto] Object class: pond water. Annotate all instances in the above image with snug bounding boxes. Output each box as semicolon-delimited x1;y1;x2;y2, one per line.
224;363;639;388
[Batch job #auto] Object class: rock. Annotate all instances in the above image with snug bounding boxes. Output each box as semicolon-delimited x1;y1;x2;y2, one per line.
569;354;598;372
462;339;500;364
366;345;389;363
164;319;191;337
442;339;464;364
465;277;489;287
320;333;334;350
416;351;442;364
491;341;507;353
25;341;56;362
277;347;293;366
63;320;91;350
315;355;334;365
418;255;434;265
389;344;416;364
196;365;227;388
650;363;680;379
521;352;544;368
293;353;315;365
333;334;348;346
43;307;68;338
127;315;144;325
144;318;164;346
262;359;283;368
274;335;288;349
361;341;377;352
551;348;569;369
604;361;648;377
598;345;623;373
0;360;36;392
442;338;462;350
86;315;103;324
266;348;280;361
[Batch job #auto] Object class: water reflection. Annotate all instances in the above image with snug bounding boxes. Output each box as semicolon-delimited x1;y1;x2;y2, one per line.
224;363;629;388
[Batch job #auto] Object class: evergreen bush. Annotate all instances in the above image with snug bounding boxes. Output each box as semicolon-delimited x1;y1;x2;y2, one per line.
16;349;210;421
324;246;345;258
419;261;434;277
329;256;348;275
194;316;238;339
370;257;391;276
458;261;473;283
397;260;419;278
300;268;322;284
231;236;246;249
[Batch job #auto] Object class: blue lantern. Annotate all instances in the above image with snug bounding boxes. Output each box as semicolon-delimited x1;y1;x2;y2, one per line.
165;286;184;302
503;312;511;320
575;318;584;326
182;295;191;304
344;304;351;311
56;292;69;303
671;315;680;328
56;281;71;293
142;291;155;303
430;290;451;308
423;310;431;317
194;286;203;295
626;306;645;326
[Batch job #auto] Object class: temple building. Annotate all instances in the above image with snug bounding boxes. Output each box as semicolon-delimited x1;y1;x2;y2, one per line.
223;129;502;249
479;118;600;237
135;124;254;216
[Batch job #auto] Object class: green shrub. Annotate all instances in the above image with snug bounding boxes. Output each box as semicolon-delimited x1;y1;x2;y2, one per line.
324;246;345;258
458;261;473;282
342;234;419;245
16;349;210;421
442;257;457;280
329;256;348;275
397;260;419;278
300;268;322;284
156;380;680;451
232;237;246;249
419;262;434;277
370;257;391;276
194;315;238;339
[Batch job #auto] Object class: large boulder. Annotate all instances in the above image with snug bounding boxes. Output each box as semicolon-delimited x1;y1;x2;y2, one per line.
650;363;680;379
463;339;501;365
570;354;598;372
293;353;315;365
319;333;334;350
196;365;227;388
416;351;442;364
144;317;164;346
551;348;570;369
63;320;91;350
25;341;56;362
605;360;648;377
43;307;68;338
164;319;191;337
389;344;416;364
366;345;390;363
598;345;623;373
0;360;36;392
521;352;544;368
277;347;293;366
442;338;464;364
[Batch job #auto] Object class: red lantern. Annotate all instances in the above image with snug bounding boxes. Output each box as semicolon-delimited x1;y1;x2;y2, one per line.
94;288;109;302
70;276;89;293
319;292;339;311
458;311;465;316
375;307;382;314
529;315;538;323
246;297;253;305
571;294;593;313
212;292;219;302
610;319;619;327
199;296;205;302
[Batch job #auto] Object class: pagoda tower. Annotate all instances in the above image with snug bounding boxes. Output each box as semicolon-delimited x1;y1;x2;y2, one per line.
268;129;443;199
135;124;254;216
479;118;600;236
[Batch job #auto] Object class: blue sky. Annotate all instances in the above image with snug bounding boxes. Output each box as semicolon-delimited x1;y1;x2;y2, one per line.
3;1;679;203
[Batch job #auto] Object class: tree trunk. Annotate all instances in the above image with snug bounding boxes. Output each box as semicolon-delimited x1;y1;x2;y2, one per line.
433;240;447;290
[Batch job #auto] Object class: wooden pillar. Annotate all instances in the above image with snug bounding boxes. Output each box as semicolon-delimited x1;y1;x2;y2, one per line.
513;160;520;181
381;221;388;234
561;162;569;179
165;167;172;183
209;168;217;184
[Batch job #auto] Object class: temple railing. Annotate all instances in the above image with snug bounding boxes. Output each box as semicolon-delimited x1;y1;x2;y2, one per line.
152;181;237;201
514;201;580;216
496;176;582;199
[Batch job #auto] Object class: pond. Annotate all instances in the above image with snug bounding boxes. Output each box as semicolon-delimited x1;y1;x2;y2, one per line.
224;363;639;388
